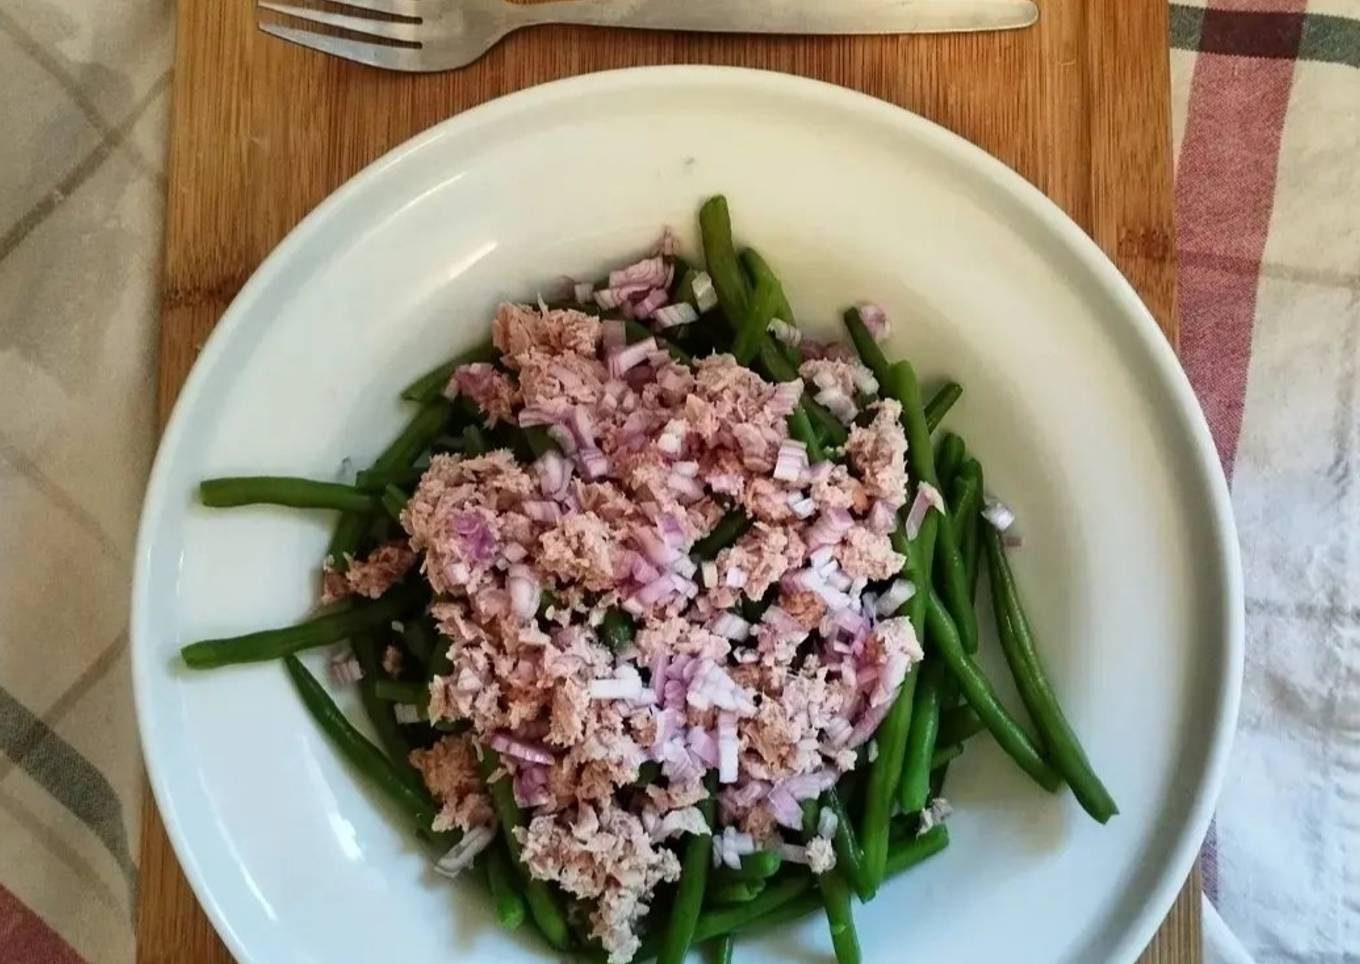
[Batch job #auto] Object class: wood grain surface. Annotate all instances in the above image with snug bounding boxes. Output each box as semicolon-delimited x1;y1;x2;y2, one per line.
139;1;1195;961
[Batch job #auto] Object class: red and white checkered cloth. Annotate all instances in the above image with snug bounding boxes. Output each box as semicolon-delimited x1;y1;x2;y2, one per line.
0;1;1355;961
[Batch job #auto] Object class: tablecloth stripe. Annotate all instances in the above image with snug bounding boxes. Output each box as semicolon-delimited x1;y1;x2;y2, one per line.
0;881;86;964
1172;3;1360;67
1174;0;1305;476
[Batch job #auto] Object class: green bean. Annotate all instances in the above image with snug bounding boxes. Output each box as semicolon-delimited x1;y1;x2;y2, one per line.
708;879;766;905
181;583;424;669
887;361;978;655
355;465;425;492
381;484;409;523
462;424;488;456
958;459;985;597
657;776;716;964
699;196;751;325
924;383;963;432
628;761;661;791
600;608;637;650
483;838;527;932
937;705;985;747
711;935;735;964
692;876;812;944
375;400;455;472
693;510;751;560
788;407;826;464
823;786;872;902
925;590;1061;792
326;512;370;571
759;341;849;445
400;339;497;403
329;400;453;569
522;426;556;459
199;477;379;513
402;615;438;667
740;248;795;325
282;655;440;832
349;631;425;794
372;679;428;704
733;272;784;365
709;851;782;884
897;659;946;813
883;824;950;877
802;801;861;964
983;531;1118;823
949;469;981;544
934;433;966;495
478;747;573;951
930;744;964;771
842;307;891;385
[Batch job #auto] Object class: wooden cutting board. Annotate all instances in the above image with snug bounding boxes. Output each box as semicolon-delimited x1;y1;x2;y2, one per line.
139;1;1195;961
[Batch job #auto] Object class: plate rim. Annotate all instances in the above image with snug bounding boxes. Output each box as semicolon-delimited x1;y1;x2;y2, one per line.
131;64;1244;964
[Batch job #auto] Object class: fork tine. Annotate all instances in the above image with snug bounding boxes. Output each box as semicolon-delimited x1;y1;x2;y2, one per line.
258;22;427;70
258;2;421;43
325;0;422;19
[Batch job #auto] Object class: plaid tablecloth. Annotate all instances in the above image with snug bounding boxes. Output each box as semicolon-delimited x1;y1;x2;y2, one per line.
0;2;1355;961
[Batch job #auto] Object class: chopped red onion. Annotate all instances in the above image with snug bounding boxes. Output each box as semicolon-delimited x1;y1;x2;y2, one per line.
672;555;697;580
329;652;363;686
817;807;839;840
803;461;833;485
507;564;541;619
717;712;739;784
867;499;898;534
857;303;890;341
394;703;422;724
875;579;916;616
502;542;527;563
806;508;854;549
601;318;627;352
667;471;704;502
774;841;810;864
768;318;802;347
815;386;858;423
690;271;718;312
904;481;945;539
634;288;669;318
594;287;625;310
634;573;676;607
724;566;748;590
609;255;669;290
687;726;720;768
578;446;609;480
522;499;563;524
765;787;804;830
589;675;644;701
847;698;894;748
851;364;880;395
518;405;559;428
634;526;682;567
701;561;719;588
788;495;817;519
488;731;555;765
982;496;1016;532
574;281;596;304
711;612;751;641
433;824;495;880
607;338;657;379
773;439;809;483
535;450;572;497
653;302;698;329
771;379;805;413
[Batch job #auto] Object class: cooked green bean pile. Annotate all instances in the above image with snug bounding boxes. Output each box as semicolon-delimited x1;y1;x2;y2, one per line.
183;195;1114;963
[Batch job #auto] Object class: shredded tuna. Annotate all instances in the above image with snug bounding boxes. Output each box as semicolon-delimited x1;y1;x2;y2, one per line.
343;540;417;599
846;399;910;508
447;362;520;425
517;803;682;963
410;734;494;833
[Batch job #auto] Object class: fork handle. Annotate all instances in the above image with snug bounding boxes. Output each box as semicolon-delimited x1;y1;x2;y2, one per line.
513;0;1039;35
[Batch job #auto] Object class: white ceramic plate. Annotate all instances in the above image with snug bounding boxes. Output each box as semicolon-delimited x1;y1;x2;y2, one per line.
132;67;1242;964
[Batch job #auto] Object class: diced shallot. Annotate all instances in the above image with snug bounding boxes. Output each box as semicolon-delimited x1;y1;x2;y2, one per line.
601;318;626;351
488;731;555;765
433;824;495;880
506;564;541;620
574;281;595;304
875;578;916;616
710;612;751;641
817;807;839;840
867;499;898;534
653;302;698;329
982;496;1016;532
578;446;609;479
329;653;363;686
690;271;718;312
806;508;855;548
394;703;422;724
773;439;809;483
816;386;858;423
607;338;657;379
904;481;946;539
717;711;739;784
768;318;802;347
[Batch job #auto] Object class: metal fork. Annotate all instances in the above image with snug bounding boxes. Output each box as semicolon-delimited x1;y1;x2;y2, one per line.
258;0;1040;72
